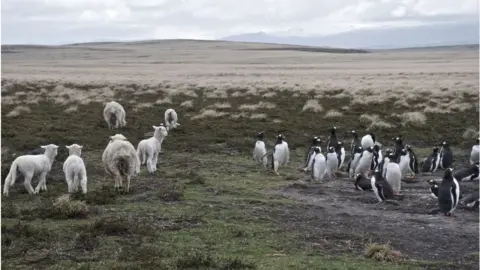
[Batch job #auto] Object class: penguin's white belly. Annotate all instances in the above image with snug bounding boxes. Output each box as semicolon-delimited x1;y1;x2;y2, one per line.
339;148;345;168
312;154;326;181
470;146;479;165
273;145;288;166
399;156;410;175
370;176;382;202
385;163;402;193
305;152;316;171
253;141;267;164
451;178;460;211
433;154;441;172
326;153;338;175
355;153;373;174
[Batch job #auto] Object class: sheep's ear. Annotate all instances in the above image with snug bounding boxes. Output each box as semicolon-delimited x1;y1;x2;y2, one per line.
109;136;115;140
52;144;59;149
41;145;47;149
79;145;83;149
66;145;71;149
152;125;159;130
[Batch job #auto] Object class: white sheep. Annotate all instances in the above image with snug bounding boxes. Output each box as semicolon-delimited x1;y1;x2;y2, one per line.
103;101;127;129
63;144;87;194
164;108;180;131
3;144;59;196
102;134;140;192
137;125;168;174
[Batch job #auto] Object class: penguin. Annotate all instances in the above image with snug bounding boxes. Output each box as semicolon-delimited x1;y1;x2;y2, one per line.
326;126;338;150
350;130;361;155
405;144;419;178
370;168;395;203
398;148;411;179
438;168;460;216
361;133;375;149
271;134;290;175
355;146;374;178
354;173;372;191
439;141;453;169
370;144;382;171
348;146;364;179
469;138;479;165
253;132;268;168
335;141;345;170
325;146;338;180
460;192;479;210
303;137;321;172
384;152;402;195
454;162;479;181
311;146;326;182
421;147;440;173
393;136;405;163
428;179;439;199
380;148;394;178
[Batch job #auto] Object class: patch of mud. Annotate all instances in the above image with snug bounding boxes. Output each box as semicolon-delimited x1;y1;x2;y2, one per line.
269;171;479;267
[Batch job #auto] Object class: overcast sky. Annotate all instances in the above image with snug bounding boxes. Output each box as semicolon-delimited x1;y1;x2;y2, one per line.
2;0;479;45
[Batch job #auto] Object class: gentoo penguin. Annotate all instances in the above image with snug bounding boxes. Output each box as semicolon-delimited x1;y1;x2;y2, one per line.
380;148;394;178
370;168;395;203
311;146;326;182
438;168;460;216
439;141;453;169
398;148;411;178
348;146;364;179
454;163;479;181
325;147;338;180
355;146;374;178
393;136;405;163
370;144;382;171
303;137;321;172
421;147;440;173
460;192;479;210
469;138;479;165
253;132;267;168
354;173;372;191
384;152;402;195
350;130;361;155
361;133;375;149
335;141;345;170
428;179;439;199
326;126;338;150
405;144;419;178
271;134;290;175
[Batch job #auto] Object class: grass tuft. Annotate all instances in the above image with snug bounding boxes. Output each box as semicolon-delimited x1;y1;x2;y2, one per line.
324;109;344;118
364;243;403;262
50;194;90;219
302;99;323;113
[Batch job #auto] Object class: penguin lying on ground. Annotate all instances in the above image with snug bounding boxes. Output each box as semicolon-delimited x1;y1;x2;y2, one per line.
421;147;441;173
354;173;372;191
253;132;267;168
439;141;453;169
311;146;326;182
428;179;439;199
325;147;338;180
438;168;460;217
460;192;479;210
454;162;479;181
303;137;321;172
469;138;479;165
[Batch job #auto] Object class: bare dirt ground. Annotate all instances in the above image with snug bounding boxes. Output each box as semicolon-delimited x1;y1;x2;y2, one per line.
1;40;479;269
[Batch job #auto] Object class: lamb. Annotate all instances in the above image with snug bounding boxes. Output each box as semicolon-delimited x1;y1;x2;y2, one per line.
63;144;87;194
164;108;180;131
137;125;168;174
103;101;127;129
102;134;140;192
3;144;59;196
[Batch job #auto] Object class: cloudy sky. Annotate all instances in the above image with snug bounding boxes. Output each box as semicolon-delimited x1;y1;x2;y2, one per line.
1;0;478;45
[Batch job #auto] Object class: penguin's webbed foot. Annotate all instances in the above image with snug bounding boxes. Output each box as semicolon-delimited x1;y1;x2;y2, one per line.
427;208;440;215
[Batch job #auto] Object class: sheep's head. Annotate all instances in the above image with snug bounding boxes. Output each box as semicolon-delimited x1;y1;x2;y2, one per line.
66;144;83;156
41;144;59;158
109;134;127;143
153;124;168;138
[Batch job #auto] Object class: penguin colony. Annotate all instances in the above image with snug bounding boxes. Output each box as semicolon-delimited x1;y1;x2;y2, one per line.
4;101;479;217
255;126;480;217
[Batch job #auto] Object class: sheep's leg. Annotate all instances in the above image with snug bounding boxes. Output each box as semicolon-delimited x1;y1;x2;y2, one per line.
66;173;73;193
126;175;131;193
34;172;47;194
152;152;159;171
80;177;87;194
22;173;35;195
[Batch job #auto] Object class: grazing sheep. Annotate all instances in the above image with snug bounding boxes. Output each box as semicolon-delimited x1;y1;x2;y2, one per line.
3;144;59;196
63;144;87;194
164;108;180;131
137;125;168;174
103;101;127;129
102;134;140;192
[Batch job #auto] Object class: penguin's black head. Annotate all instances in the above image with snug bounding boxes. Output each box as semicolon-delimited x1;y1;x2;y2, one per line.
275;134;284;144
355;173;363;182
476;138;479;144
473;164;479;173
337;141;343;147
373;145;380;152
441;141;448;147
394;136;402;143
328;147;335;153
313;146;321;154
313;138;321;146
385;148;393;156
351;130;356;134
368;133;376;142
405;144;412;150
428;179;436;186
432;147;439;153
355;146;363;154
443;168;454;180
330;126;337;134
400;148;407;155
256;132;265;140
311;136;319;144
365;146;374;153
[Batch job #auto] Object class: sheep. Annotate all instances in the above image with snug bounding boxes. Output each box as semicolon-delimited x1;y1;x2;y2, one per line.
3;144;59;196
137;125;168;174
103;101;127;129
102;134;140;192
63;144;87;194
164;108;180;131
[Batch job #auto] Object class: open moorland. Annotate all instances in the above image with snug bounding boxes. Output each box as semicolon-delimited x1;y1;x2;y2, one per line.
1;40;479;269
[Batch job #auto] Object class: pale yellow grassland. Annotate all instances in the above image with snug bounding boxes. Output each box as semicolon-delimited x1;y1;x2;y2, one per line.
324;109;344;118
155;97;173;104
238;101;276;111
6;105;31;117
462;128;480;139
360;114;394;130
191;109;227;120
396;112;427;126
302;99;324;113
208;102;232;109
250;113;268;119
180;100;194;108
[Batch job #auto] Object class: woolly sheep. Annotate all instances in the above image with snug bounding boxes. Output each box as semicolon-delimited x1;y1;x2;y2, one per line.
164;108;180;131
137;125;168;174
103;101;127;129
102;134;140;192
63;144;88;194
3;144;59;196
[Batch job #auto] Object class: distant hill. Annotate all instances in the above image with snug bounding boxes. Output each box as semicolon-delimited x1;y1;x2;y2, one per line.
221;22;479;50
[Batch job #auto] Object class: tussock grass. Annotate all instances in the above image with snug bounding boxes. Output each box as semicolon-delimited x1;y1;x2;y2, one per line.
324;109;343;118
180;100;194;108
397;112;427;126
364;243;403;262
230;112;249;119
462;128;479;139
250;113;268;120
192;109;227;120
360;114;394;130
273;118;283;123
51;195;90;219
155;97;172;104
239;101;276;111
64;105;78;113
6;105;31;117
208;102;232;109
262;91;277;98
302;99;323;113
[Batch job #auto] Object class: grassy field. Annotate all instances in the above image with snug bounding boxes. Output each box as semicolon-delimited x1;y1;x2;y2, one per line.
1;40;479;269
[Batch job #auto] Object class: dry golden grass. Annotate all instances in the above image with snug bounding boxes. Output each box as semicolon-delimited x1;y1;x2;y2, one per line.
462;128;479;139
208;102;232;109
155;97;173;104
324;109;344;118
302;100;324;113
360;114;394;130
364;243;403;262
250;113;268;120
192;109;227;120
64;105;78;113
238;101;276;111
6;105;31;117
397;112;427;126
180;100;194;108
